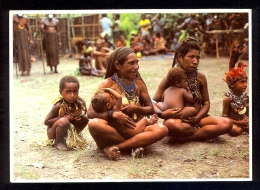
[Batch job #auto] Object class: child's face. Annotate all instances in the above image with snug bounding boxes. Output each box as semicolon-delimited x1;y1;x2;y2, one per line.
176;75;188;88
231;78;248;94
60;82;79;104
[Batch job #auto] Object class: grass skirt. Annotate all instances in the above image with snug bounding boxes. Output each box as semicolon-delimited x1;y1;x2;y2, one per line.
66;124;87;149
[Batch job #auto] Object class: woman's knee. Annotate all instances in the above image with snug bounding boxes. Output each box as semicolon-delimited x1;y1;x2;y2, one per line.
157;124;168;137
220;117;233;133
164;119;193;135
88;119;107;135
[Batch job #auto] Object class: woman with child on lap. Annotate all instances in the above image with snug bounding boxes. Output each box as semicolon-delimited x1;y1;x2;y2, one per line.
152;37;232;142
87;47;168;161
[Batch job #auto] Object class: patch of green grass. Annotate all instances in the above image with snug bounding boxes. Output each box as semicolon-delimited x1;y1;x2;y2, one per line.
19;166;40;180
212;149;222;157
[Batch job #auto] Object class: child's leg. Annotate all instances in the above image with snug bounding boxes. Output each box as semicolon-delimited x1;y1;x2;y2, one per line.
180;106;197;119
124;114;159;138
47;117;70;150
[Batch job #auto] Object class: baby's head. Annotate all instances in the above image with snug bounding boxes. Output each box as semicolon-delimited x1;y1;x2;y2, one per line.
224;62;248;93
59;76;80;103
91;90;115;113
167;67;188;88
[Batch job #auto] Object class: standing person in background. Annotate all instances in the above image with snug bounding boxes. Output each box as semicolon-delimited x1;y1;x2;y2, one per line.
41;14;62;73
152;13;165;37
139;14;151;39
111;14;120;45
100;14;112;39
13;14;34;76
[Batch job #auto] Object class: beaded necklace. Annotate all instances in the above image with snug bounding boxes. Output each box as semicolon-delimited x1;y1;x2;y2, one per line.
224;89;248;115
61;98;86;120
175;62;200;105
112;73;139;102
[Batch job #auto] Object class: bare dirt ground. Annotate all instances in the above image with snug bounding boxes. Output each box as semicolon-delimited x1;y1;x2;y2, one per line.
11;53;250;182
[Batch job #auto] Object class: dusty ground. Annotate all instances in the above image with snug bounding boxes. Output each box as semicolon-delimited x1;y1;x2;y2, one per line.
11;53;250;182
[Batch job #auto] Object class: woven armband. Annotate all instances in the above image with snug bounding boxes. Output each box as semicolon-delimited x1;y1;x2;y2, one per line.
157;111;162;117
107;110;115;121
203;101;210;105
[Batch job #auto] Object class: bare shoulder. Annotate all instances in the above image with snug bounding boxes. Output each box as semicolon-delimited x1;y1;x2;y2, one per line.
198;71;207;80
135;78;147;90
98;77;114;89
223;96;231;103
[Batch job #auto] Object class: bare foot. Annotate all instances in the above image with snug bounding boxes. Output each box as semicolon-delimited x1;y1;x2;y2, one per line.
54;142;70;151
147;114;159;125
103;146;120;161
131;147;144;158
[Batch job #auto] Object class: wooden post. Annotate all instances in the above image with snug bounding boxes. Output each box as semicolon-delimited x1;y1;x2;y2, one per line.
82;15;85;40
37;14;46;74
216;33;219;59
67;14;71;54
70;14;78;55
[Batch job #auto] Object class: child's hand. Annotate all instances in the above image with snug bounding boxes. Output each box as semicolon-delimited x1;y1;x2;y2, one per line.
238;116;249;126
185;86;191;92
102;88;111;92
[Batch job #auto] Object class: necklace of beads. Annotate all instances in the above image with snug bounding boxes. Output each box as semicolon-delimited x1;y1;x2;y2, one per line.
112;73;138;102
224;89;248;114
61;99;86;120
175;63;200;104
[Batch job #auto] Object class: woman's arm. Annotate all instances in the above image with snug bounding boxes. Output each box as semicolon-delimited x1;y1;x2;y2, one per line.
152;76;181;119
87;79;136;129
103;88;122;111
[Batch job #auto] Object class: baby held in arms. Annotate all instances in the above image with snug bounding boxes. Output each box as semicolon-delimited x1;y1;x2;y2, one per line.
156;67;197;119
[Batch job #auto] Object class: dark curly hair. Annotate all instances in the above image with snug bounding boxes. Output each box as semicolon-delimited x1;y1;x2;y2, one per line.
172;37;201;67
59;76;80;91
91;91;108;113
167;67;186;87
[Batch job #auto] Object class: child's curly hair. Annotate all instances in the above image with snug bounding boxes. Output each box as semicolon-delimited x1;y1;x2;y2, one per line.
167;67;186;87
91;91;108;113
59;76;80;91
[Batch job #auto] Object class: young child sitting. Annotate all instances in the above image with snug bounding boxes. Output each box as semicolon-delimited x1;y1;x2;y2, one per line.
222;62;249;136
91;88;159;139
44;76;89;150
156;67;196;119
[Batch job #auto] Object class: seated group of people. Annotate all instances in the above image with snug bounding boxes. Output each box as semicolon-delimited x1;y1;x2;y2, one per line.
72;30;169;77
130;31;168;56
46;37;249;161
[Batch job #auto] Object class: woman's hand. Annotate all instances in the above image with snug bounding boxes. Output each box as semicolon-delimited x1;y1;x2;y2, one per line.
120;104;138;115
182;116;200;126
112;111;136;129
161;108;182;119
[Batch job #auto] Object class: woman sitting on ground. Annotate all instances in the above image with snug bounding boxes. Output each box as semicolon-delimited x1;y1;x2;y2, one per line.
152;37;232;142
87;47;168;161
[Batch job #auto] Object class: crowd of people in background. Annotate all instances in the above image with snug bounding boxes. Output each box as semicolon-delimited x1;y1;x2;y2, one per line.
97;12;248;58
13;12;248;77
